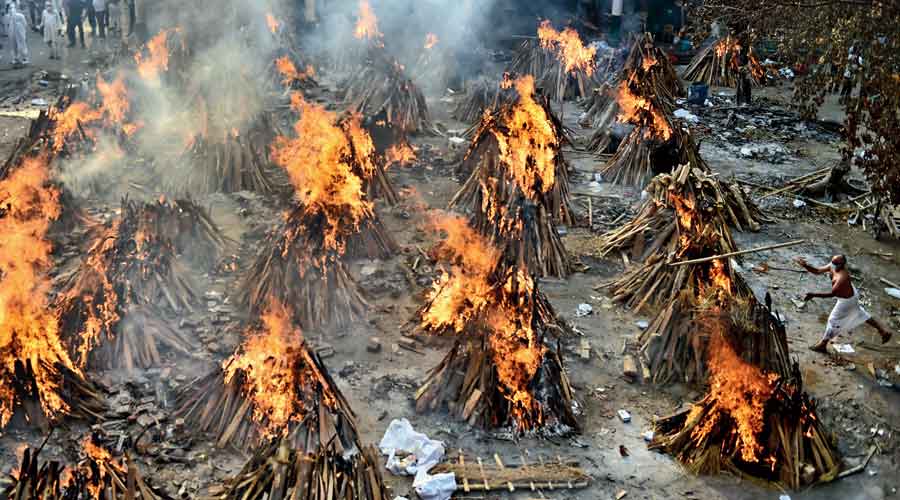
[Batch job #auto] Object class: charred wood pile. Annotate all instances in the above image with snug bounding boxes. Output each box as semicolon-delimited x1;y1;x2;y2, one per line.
56;198;224;371
237;95;395;330
450;76;573;279
174;300;366;453
342;47;437;136
649;302;841;489
508;21;599;102
208;440;388;499
621;34;684;110
414;216;577;434
683;36;767;88
0;154;105;430
0;439;169;499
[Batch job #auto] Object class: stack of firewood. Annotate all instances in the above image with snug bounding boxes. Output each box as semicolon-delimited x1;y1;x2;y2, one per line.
56;198;224;371
650;301;841;490
174;112;285;196
208;440;388;499
683;36;767;88
0;441;168;498
598;162;764;262
2;359;106;430
342;47;437;136
622;33;684;111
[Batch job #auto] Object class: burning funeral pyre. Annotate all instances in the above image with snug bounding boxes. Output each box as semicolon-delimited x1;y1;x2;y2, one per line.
56;198;227;372
1;437;169;498
588;34;684;163
271;53;318;91
452;75;520;125
237;94;396;330
601;163;767;384
0;153;105;430
415;215;578;434
683;36;767;88
649;301;841;489
508;20;600;101
174;301;382;466
450;76;573;279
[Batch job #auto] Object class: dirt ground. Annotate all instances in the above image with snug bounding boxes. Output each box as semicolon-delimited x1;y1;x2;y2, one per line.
0;27;898;500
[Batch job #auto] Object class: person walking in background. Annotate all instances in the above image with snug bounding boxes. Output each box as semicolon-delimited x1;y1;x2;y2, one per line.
8;3;30;66
64;0;83;47
92;0;104;38
39;0;61;58
84;0;95;35
106;0;117;33
27;0;40;31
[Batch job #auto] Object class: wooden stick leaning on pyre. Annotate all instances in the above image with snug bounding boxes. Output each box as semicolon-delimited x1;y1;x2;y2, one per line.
649;301;841;490
0;153;105;431
414;216;577;434
208;440;388;499
683;36;767;88
342;46;438;136
0;439;170;499
56;198;223;371
174;300;368;453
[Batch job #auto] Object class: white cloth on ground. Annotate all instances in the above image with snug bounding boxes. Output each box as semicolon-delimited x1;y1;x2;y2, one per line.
823;286;871;340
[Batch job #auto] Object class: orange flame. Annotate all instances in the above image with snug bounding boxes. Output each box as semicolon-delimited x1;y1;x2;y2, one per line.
492;76;558;199
537;20;596;75
270;93;375;254
223;299;337;439
690;322;778;462
615;83;672;141
420;213;500;334
275;56;315;87
96;73;143;137
424;33;439;50
354;0;382;42
135;30;171;81
385;142;416;167
266;13;280;34
0;154;78;428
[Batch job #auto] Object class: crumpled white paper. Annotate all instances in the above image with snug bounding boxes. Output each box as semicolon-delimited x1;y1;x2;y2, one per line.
379;419;457;500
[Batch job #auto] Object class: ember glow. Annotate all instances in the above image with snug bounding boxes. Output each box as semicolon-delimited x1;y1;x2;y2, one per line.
275;56;315;87
385;142;416;166
270;93;375;253
135;30;172;81
420;213;500;333
354;0;382;42
424;33;439;50
265;13;280;34
492;76;558;198
615;83;672;141
537;20;596;75
690;324;778;463
0;155;77;427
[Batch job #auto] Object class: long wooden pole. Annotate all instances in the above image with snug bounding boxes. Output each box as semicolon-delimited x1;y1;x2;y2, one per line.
668;239;807;266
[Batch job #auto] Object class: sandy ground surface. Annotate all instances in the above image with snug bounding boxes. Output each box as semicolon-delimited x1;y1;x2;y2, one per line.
0;28;898;500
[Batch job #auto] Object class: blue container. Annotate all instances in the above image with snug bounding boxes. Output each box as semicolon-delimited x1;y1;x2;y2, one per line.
688;82;708;105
